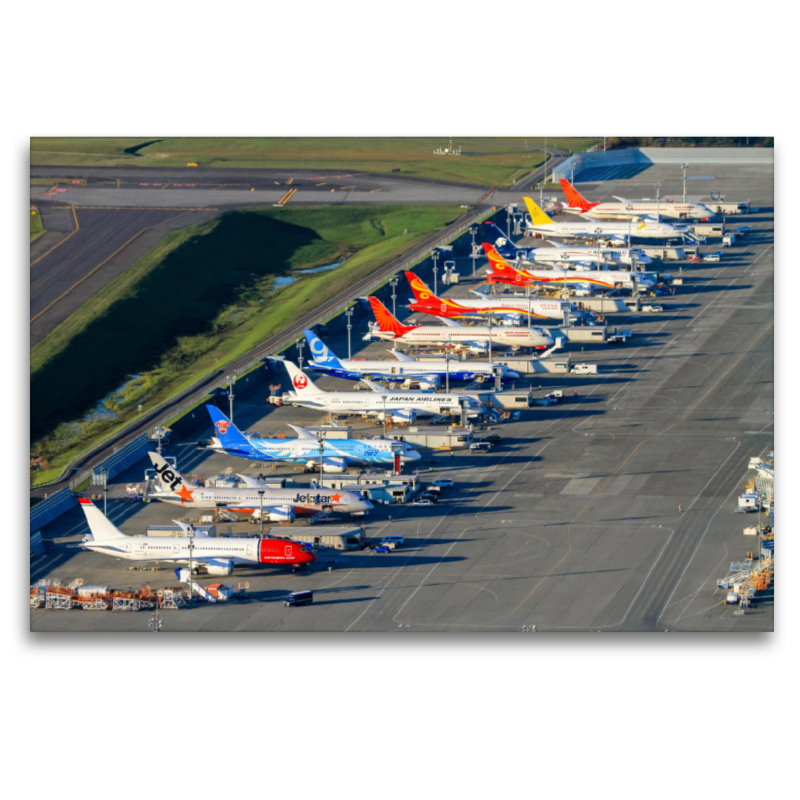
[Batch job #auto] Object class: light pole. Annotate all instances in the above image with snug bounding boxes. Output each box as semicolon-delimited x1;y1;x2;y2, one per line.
470;227;478;280
432;251;439;296
390;277;399;318
317;435;325;487
506;205;513;239
526;284;532;330
382;394;388;438
345;307;353;359
187;524;195;606
488;314;493;364
655;182;663;223
226;376;235;422
445;334;450;394
296;339;306;372
258;472;265;535
154;427;166;455
148;610;164;632
681;163;689;204
99;467;109;516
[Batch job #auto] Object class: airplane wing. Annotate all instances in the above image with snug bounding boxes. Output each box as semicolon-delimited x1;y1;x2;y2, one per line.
286;423;317;440
613;196;632;203
440;317;463;327
579;216;603;223
388;349;416;362
546;240;567;248
470;290;491;298
361;378;388;392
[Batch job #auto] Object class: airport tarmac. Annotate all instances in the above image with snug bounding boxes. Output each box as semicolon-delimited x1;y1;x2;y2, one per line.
30;205;218;345
30;163;774;632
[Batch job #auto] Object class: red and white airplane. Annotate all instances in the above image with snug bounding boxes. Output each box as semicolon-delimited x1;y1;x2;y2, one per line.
559;179;712;221
75;497;316;575
482;244;653;291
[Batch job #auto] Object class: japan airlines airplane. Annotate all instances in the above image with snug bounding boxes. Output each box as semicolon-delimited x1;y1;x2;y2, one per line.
147;452;372;519
560;179;713;221
367;297;555;349
282;359;483;422
524;197;695;243
483;222;652;268
205;406;420;472
483;245;653;291
404;270;570;323
303;329;519;384
75;497;316;574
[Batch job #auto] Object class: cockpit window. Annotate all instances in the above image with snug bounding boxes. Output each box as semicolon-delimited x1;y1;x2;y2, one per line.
300;546;309;553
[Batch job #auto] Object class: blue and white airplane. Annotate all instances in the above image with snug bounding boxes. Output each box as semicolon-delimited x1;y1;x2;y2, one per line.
204;405;421;473
303;329;519;386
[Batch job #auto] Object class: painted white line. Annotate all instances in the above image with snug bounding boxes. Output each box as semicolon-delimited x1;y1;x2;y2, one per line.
392;527;469;622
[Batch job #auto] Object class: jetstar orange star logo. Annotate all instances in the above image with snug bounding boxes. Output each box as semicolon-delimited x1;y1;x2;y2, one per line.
330;493;342;504
176;485;195;504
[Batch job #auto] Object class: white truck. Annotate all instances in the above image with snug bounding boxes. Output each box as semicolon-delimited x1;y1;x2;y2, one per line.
571;364;598;375
736;493;759;513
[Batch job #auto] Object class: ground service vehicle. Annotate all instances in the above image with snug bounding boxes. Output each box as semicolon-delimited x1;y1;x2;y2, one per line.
704;254;720;262
431;478;454;488
381;535;404;546
420;492;439;503
485;434;502;443
284;590;314;607
412;499;434;507
470;442;492;452
571;364;598;375
642;304;664;313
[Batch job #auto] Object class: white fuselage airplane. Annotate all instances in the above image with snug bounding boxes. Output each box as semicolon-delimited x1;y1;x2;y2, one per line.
524;198;694;243
483;245;653;290
75;497;317;574
147;452;372;519
367;297;555;349
560;179;713;220
303;328;519;384
282;360;482;422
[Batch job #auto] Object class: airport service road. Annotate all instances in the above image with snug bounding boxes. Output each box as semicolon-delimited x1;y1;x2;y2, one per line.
30;204;218;345
30;211;774;632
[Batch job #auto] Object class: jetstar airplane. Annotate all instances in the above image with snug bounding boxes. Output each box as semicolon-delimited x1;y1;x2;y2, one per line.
367;296;555;349
560;179;712;221
404;270;570;323
303;328;519;385
482;222;652;269
205;406;421;472
75;497;316;575
147;451;372;520
483;244;653;291
523;197;696;243
281;359;483;422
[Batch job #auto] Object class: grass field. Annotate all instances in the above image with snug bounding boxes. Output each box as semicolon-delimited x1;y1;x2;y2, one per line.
30;207;45;243
30;137;599;186
30;205;462;481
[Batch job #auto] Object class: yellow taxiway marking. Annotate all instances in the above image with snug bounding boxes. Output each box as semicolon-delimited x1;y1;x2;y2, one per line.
286;178;293;185
30;203;80;267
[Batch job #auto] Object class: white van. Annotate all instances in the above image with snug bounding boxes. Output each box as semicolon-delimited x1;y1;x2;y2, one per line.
571;363;598;375
380;535;404;547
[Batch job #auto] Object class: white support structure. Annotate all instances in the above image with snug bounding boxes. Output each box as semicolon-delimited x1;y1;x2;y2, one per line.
112;596;141;612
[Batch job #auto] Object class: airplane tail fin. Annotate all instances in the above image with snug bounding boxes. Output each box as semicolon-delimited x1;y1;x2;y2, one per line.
481;244;532;284
206;405;252;448
559;179;594;212
404;271;441;304
148;452;191;494
303;328;342;368
283;360;323;395
523;197;555;226
367;296;414;336
77;497;125;542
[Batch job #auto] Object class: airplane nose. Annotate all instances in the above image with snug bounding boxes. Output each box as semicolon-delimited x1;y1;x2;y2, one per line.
361;498;375;510
406;449;422;461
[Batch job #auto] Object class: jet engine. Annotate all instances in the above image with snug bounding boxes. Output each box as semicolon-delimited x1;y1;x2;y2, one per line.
204;559;234;577
377;410;416;424
267;505;296;523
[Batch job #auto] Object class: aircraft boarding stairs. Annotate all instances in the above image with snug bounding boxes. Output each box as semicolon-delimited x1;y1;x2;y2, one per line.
176;569;218;603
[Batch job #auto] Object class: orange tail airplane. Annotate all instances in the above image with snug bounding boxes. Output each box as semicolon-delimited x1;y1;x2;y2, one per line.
481;243;537;286
559;179;599;213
